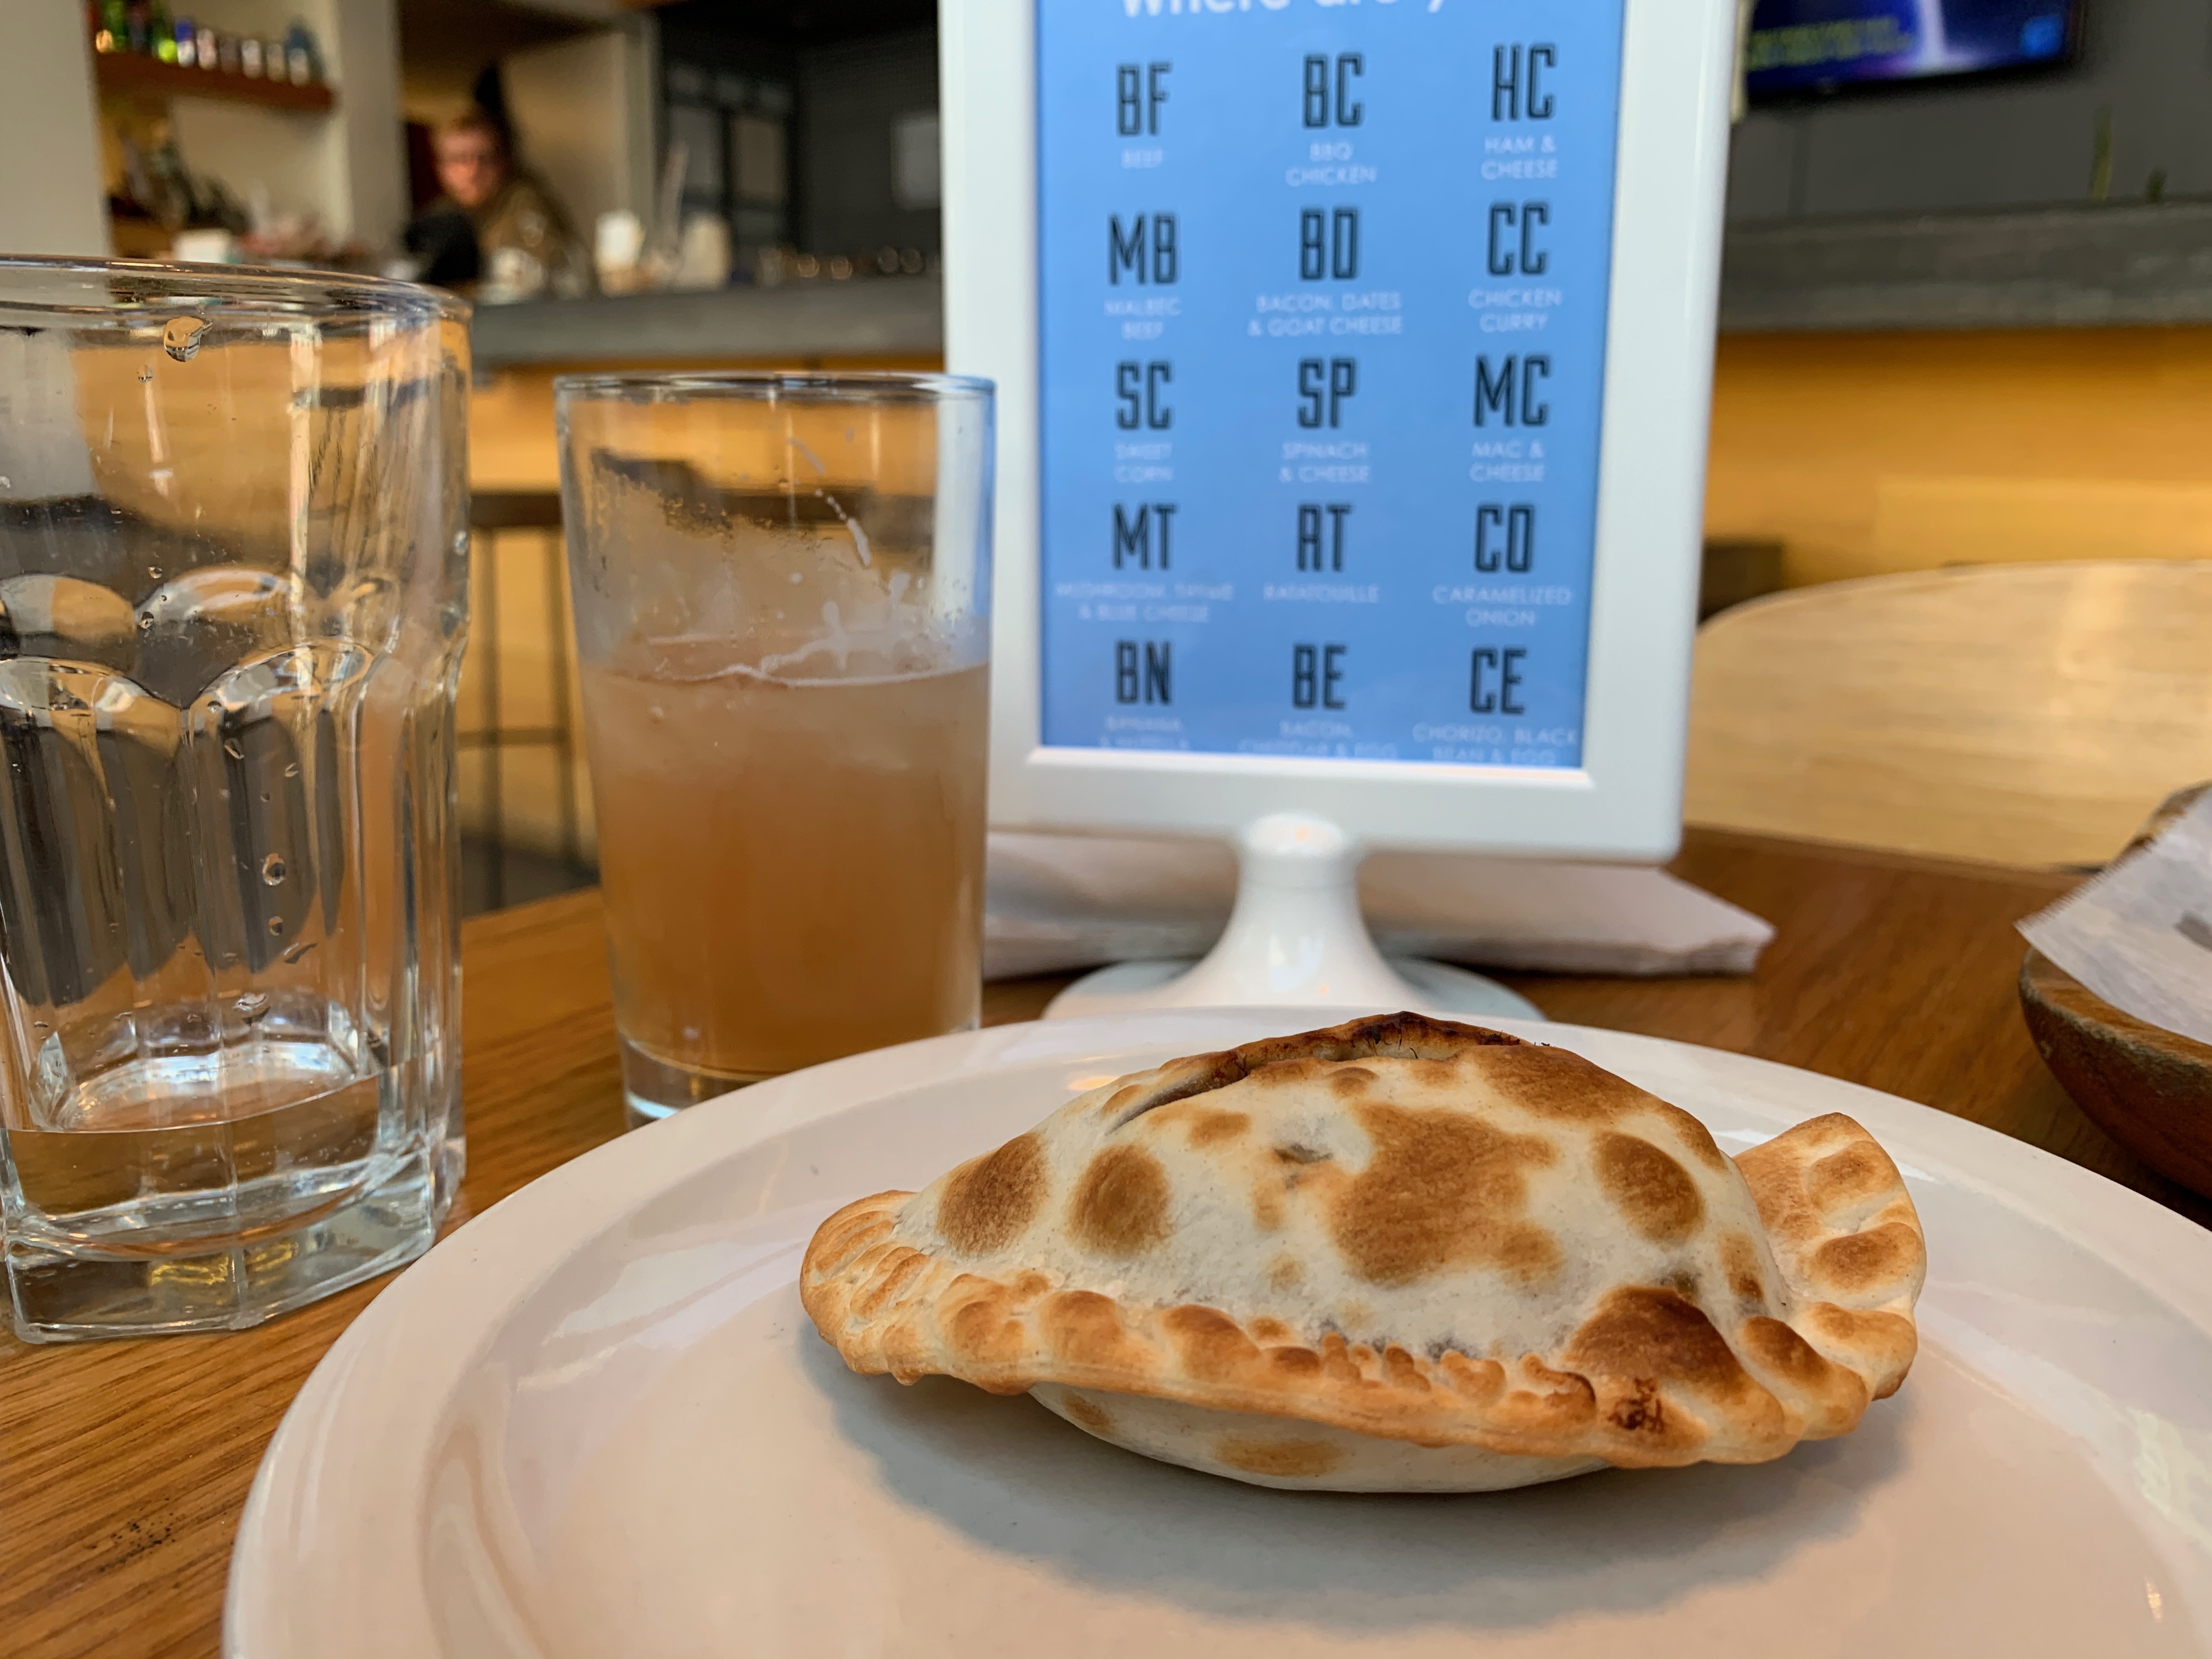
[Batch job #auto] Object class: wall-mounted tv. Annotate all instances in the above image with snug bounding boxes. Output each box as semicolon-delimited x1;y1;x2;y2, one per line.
1745;0;2081;99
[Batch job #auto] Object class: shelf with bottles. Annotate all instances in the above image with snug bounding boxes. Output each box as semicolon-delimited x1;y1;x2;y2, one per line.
93;50;335;113
89;5;334;114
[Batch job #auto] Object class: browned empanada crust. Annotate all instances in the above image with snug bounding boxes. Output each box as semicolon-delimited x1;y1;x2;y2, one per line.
802;1013;1923;1472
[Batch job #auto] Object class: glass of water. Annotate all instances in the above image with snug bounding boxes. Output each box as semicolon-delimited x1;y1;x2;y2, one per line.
0;259;469;1342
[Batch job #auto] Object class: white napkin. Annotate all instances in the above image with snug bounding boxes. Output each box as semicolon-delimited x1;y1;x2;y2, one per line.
2019;791;2212;1048
985;832;1775;981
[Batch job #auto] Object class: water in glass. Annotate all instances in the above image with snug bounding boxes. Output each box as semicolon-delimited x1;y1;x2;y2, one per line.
0;262;468;1340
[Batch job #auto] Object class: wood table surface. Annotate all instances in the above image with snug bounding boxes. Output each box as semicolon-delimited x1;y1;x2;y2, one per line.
5;826;2206;1659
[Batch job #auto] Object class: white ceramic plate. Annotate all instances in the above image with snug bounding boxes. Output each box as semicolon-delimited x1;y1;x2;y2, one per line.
227;1010;2212;1658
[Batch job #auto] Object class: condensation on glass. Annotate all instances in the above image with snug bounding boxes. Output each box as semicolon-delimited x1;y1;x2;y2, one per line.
555;372;994;1125
0;259;469;1341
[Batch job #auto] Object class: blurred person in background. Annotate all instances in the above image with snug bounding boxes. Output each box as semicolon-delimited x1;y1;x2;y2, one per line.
408;108;584;299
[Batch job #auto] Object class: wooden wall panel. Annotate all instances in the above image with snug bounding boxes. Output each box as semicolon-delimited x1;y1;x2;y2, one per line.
1704;328;2212;588
479;334;2212;591
469;356;948;492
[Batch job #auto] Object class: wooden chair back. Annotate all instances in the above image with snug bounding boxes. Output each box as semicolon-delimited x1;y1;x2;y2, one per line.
1685;561;2212;866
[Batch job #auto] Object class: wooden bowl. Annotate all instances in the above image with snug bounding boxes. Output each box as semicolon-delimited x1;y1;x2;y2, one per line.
2018;781;2212;1197
2021;950;2212;1200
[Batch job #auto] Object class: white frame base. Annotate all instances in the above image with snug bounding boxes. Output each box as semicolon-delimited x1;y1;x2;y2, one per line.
1041;814;1541;1022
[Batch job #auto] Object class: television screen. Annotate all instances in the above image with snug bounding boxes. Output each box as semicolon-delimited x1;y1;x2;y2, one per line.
1745;0;2079;98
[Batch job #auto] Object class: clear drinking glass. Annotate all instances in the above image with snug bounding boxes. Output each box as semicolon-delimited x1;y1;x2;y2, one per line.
0;259;469;1342
556;372;994;1122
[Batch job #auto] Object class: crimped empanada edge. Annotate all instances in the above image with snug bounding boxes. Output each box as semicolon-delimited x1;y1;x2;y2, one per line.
798;1111;1925;1471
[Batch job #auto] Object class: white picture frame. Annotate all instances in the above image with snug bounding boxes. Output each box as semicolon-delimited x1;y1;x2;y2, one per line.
945;0;1739;863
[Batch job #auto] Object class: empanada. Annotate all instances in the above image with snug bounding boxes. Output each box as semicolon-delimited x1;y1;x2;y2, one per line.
801;1012;1925;1492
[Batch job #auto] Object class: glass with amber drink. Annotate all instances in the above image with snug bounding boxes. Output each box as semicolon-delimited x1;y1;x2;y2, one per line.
556;373;994;1122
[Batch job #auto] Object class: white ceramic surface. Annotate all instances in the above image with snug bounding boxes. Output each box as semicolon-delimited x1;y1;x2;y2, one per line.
227;1010;2212;1658
1040;814;1542;1022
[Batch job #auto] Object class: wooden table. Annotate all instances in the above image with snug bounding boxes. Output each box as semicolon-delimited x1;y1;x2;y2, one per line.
1686;561;2212;869
5;828;2205;1658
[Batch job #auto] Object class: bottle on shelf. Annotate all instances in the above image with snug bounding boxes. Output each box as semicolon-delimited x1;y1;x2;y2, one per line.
283;20;317;86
